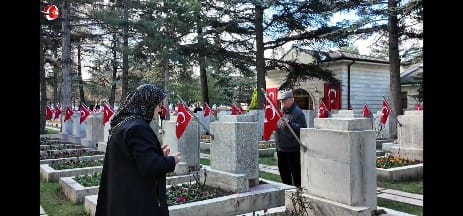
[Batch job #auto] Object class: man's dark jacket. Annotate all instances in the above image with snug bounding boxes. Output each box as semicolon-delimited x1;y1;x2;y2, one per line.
275;103;307;152
95;117;176;216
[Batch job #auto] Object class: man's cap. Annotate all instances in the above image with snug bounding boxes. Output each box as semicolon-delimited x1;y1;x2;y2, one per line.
278;91;293;100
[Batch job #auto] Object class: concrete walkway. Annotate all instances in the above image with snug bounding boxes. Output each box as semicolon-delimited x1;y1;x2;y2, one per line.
200;153;423;207
377;188;423;207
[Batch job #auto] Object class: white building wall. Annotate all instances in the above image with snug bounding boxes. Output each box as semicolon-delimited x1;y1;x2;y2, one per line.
266;60;391;113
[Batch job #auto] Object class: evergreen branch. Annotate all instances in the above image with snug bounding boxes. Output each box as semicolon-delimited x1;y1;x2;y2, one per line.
266;58;340;90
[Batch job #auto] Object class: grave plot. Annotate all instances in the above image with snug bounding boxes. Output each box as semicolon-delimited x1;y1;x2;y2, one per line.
258;140;276;157
40;148;104;160
40;137;74;145
40;144;84;151
40;155;105;165
60;173;101;204
376;155;423;182
60;168;209;205
83;114;293;216
84;167;293;216
40;158;104;182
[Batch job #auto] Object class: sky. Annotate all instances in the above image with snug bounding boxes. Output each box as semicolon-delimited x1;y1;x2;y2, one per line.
329;11;375;55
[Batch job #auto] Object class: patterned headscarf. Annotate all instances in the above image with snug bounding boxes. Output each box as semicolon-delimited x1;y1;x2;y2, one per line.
110;84;167;134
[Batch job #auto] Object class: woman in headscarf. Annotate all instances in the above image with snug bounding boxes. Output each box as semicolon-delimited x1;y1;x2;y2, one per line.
96;84;182;216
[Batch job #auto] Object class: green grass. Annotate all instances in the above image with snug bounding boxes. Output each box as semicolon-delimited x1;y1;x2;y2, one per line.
45;129;60;134
259;156;277;166
200;158;210;166
259;171;282;183
377;179;423;194
40;179;89;216
378;198;423;216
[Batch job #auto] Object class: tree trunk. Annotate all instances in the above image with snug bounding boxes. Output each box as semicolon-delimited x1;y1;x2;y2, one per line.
77;44;85;104
198;19;209;105
163;58;169;105
110;34;117;107
53;67;59;105
61;0;72;110
388;0;401;138
255;3;266;109
121;5;129;101
40;27;47;134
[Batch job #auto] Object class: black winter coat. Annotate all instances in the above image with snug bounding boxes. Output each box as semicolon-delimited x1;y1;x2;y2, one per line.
274;103;307;152
95;117;176;216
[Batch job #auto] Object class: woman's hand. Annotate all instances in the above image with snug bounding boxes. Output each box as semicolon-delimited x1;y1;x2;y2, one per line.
161;144;170;157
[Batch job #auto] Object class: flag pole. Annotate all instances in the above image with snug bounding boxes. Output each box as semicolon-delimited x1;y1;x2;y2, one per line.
382;96;402;127
259;88;307;152
319;99;331;117
176;95;214;139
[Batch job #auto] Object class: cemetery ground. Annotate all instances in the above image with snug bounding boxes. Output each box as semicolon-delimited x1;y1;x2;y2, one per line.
40;110;423;216
41;142;423;215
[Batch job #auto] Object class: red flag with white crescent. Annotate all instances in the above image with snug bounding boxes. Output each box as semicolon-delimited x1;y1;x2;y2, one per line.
102;104;114;125
45;106;53;120
231;104;239;115
238;106;244;115
263;104;281;141
53;105;62;120
363;104;370;118
161;105;168;119
415;104;422;111
79;105;91;124
318;100;329;118
324;83;341;111
64;106;73;122
176;103;192;139
266;88;279;107
380;99;390;124
204;103;211;117
43;5;59;21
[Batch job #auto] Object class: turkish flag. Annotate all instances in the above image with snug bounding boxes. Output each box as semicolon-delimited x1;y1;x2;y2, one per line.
53;105;62;120
45;106;53;120
79;105;91;124
231;104;239;115
204;103;211;117
176;103;192;139
380;99;390;124
238;106;244;114
161;105;168;119
64;106;73;122
44;5;59;21
263;104;281;141
318;100;329;118
363;104;370;118
415;104;422;111
266;88;279;107
324;83;341;111
102;104;114;125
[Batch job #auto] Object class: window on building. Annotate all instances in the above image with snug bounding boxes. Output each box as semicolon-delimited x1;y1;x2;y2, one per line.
293;89;314;110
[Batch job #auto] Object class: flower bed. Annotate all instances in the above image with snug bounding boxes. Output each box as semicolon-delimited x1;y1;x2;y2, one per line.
258;143;276;149
74;173;101;187
40;149;104;160
40;155;105;165
60;175;101;204
40;144;83;151
376;155;423;182
40;137;73;145
50;159;104;170
167;183;233;206
376;155;422;169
